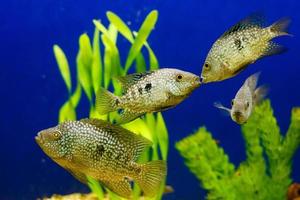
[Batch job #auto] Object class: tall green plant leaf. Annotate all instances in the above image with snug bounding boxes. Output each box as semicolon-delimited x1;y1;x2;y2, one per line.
156;113;168;160
53;45;72;94
124;10;158;72
77;33;93;102
106;11;134;42
91;28;102;94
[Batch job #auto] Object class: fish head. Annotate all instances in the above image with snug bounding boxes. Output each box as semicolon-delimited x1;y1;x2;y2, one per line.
35;125;71;160
230;93;252;124
200;42;232;83
164;68;201;97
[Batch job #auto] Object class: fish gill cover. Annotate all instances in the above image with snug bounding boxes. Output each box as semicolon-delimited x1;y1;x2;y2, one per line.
53;10;169;199
176;100;300;200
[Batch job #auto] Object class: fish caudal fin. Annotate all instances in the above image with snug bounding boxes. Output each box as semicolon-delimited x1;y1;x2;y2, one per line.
135;160;167;197
263;42;288;57
254;85;269;105
95;87;120;115
269;17;291;37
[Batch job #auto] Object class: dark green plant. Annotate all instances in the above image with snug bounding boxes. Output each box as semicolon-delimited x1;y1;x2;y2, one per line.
176;100;300;200
53;10;168;200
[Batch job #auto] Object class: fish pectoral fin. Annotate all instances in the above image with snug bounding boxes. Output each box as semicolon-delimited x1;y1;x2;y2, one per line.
116;110;145;124
214;102;231;115
101;179;132;199
66;168;88;184
262;41;287;58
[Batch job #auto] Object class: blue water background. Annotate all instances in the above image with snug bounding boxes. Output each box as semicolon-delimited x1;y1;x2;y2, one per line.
1;0;300;199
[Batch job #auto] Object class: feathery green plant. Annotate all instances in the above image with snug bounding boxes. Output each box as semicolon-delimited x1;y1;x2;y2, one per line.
176;100;300;200
53;10;168;200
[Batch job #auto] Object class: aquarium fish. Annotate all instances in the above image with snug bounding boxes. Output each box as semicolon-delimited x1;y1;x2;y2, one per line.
35;118;167;199
96;68;201;124
201;14;291;83
214;73;268;124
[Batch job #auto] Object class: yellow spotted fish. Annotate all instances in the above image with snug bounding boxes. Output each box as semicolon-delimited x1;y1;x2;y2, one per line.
201;14;291;83
96;68;200;124
35;118;167;199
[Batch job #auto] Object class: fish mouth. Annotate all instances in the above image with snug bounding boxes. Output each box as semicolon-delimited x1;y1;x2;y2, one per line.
193;76;201;87
200;75;208;84
233;112;246;124
35;131;44;144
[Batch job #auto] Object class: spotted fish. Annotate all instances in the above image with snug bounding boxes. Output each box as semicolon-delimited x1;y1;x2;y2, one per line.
96;68;200;124
201;14;291;83
35;118;167;198
214;73;268;124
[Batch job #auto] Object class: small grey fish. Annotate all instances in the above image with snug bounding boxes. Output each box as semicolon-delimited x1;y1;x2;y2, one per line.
96;68;200;124
214;73;268;124
35;118;167;199
201;14;291;83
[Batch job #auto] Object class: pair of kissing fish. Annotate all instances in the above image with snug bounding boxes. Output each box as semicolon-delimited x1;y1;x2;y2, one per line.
36;13;290;199
96;13;290;125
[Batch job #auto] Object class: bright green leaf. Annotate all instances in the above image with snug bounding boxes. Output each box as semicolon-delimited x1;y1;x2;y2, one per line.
70;81;82;107
53;45;72;94
91;28;102;94
135;53;146;72
93;20;110;37
133;31;159;70
156;112;169;160
87;176;105;199
59;100;76;123
124;10;158;72
77;34;93;102
108;24;118;43
106;11;134;43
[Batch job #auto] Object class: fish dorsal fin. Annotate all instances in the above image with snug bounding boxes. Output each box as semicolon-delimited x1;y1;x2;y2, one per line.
80;118;152;161
115;71;152;93
221;13;265;38
244;72;260;92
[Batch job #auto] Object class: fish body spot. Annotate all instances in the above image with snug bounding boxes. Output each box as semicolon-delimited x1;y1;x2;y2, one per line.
138;87;143;95
145;83;152;92
96;144;105;157
115;99;120;106
234;39;243;50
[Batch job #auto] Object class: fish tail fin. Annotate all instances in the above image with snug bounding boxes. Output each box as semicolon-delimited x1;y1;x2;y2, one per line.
269;17;292;37
135;160;167;197
254;85;269;105
95;87;120;114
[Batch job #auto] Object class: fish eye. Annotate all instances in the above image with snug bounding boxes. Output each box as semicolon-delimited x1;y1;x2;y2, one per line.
231;99;234;106
204;63;211;70
176;74;183;81
53;131;62;140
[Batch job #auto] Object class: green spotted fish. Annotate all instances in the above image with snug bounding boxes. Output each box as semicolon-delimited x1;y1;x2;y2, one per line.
96;68;200;124
35;118;166;199
201;14;291;83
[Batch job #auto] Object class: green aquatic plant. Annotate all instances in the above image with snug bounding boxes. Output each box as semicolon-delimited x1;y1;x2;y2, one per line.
53;10;168;200
176;100;300;200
